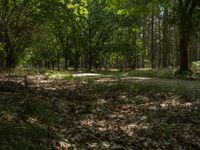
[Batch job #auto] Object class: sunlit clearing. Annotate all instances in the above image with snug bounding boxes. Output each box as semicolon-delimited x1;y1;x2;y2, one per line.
73;73;102;77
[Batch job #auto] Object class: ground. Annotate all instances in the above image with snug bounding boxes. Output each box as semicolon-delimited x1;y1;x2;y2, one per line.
73;72;200;91
0;70;200;150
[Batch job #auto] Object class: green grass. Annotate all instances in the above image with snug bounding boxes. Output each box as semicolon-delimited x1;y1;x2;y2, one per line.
1;67;200;80
98;68;200;80
44;70;72;80
98;68;176;78
0;68;73;80
25;68;72;80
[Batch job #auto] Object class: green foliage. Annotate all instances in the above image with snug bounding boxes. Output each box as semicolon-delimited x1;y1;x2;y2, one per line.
0;0;45;68
19;49;34;67
0;42;5;54
192;61;200;67
174;69;193;79
0;0;200;72
127;69;176;78
192;61;200;73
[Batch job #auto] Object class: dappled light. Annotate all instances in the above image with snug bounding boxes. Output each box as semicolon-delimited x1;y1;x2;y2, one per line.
0;72;200;149
73;73;102;77
0;0;200;149
159;99;193;109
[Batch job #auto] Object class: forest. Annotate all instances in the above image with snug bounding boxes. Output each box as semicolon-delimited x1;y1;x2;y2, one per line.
0;0;200;149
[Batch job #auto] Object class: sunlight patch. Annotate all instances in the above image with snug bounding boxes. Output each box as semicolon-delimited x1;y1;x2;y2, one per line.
73;73;102;77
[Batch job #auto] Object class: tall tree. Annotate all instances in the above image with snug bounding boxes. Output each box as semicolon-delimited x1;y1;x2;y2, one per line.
0;0;41;68
177;0;197;72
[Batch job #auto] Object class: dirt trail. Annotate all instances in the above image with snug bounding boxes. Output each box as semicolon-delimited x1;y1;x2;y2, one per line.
73;73;200;91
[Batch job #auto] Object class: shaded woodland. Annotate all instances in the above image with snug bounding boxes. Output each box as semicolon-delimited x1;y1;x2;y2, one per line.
0;0;200;72
0;0;200;150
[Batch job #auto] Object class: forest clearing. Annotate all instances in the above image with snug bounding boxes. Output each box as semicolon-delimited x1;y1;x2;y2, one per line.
1;0;200;149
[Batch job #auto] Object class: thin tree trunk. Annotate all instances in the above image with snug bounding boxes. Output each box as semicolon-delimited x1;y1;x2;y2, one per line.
64;56;68;70
88;52;93;71
74;54;79;71
151;14;156;69
0;55;4;68
5;46;16;68
163;7;169;68
6;54;16;68
5;30;16;68
57;53;60;70
52;61;55;70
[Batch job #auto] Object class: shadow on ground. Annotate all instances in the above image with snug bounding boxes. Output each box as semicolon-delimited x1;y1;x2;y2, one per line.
0;76;200;149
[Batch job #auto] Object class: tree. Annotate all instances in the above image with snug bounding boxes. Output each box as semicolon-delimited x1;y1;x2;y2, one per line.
0;0;41;68
81;0;117;71
177;0;197;72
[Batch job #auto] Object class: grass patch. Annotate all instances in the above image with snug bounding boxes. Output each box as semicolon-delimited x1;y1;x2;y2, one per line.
98;68;200;80
99;68;176;79
0;68;73;80
44;70;72;80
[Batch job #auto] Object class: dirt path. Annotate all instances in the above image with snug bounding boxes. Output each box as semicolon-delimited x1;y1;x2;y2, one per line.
73;73;200;91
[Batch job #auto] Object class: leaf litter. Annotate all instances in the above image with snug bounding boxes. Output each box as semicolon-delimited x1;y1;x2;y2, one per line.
0;74;199;150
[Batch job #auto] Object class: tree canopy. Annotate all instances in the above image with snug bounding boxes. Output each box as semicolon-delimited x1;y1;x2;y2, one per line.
0;0;199;72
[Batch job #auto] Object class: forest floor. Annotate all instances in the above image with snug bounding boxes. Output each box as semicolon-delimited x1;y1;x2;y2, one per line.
0;70;200;149
73;72;200;91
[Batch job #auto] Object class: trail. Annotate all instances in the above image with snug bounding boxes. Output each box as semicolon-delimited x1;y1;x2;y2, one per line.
73;73;200;91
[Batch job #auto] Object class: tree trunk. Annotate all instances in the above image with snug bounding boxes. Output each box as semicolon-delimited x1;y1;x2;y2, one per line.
5;43;16;68
74;54;79;71
52;61;55;70
4;30;16;68
174;26;179;67
57;53;60;70
179;36;189;71
88;54;93;71
47;61;50;69
178;0;197;72
0;55;4;68
197;42;200;61
150;14;156;69
6;54;16;68
64;57;68;70
163;7;169;68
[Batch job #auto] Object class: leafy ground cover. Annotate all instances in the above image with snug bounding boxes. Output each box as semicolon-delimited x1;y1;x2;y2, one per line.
0;71;200;149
